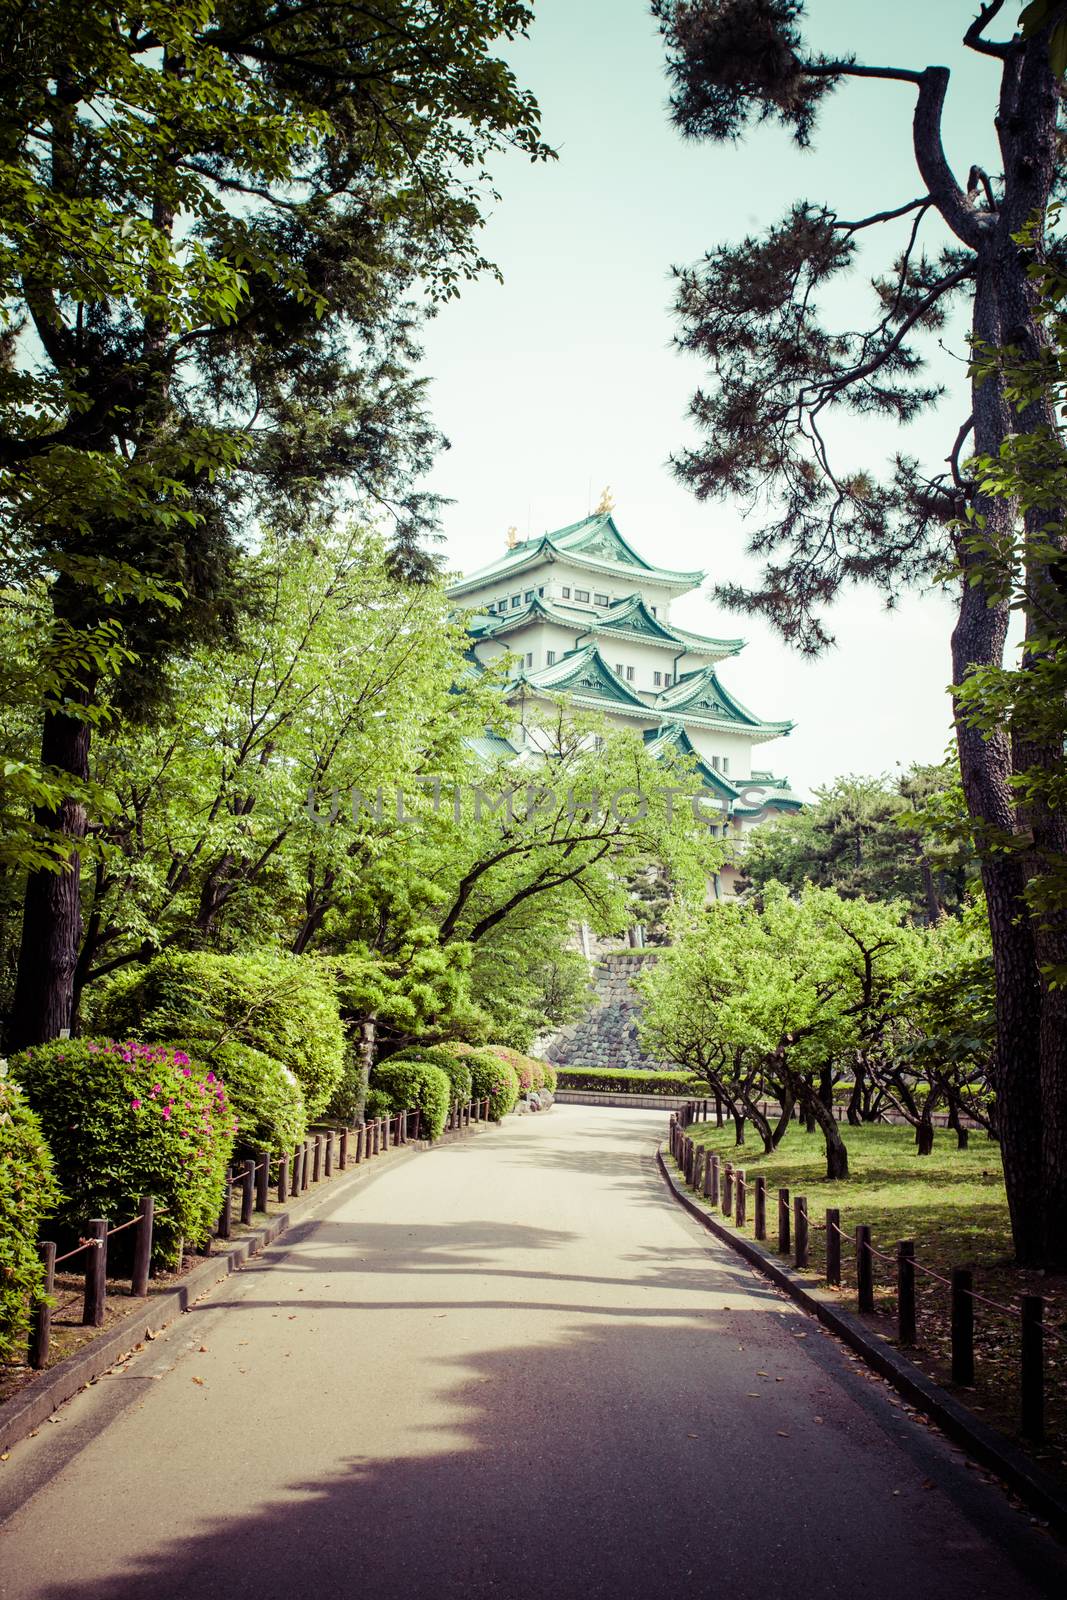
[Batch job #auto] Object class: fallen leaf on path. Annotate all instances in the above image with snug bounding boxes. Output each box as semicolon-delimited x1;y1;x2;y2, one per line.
756;1371;769;1377
198;1346;208;1353
776;1431;790;1438
746;1393;760;1398
191;1377;204;1386
687;1433;699;1439
813;1416;823;1424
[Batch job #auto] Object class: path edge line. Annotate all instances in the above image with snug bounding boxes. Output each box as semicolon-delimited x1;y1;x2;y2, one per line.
0;1127;484;1455
655;1143;1067;1536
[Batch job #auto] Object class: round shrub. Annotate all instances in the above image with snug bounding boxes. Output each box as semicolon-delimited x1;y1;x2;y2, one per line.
363;1087;393;1123
541;1061;558;1093
11;1039;236;1268
0;1070;61;1364
465;1051;520;1122
390;1046;473;1107
166;1039;306;1156
482;1044;547;1096
369;1059;451;1141
98;952;345;1118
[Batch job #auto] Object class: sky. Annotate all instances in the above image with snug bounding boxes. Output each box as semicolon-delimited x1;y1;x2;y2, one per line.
420;0;1014;797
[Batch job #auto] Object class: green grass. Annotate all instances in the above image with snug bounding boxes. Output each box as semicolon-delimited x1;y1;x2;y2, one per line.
678;1119;1067;1473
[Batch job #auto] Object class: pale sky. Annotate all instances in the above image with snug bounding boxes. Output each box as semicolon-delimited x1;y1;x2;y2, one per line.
422;0;1014;797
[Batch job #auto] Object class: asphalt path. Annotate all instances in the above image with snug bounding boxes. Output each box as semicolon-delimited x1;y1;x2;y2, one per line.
0;1105;1064;1600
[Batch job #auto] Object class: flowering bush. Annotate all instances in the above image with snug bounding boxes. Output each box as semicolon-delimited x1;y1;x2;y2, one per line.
166;1038;306;1156
481;1045;549;1095
464;1050;520;1122
369;1059;451;1140
11;1039;236;1267
0;1068;61;1363
96;951;345;1118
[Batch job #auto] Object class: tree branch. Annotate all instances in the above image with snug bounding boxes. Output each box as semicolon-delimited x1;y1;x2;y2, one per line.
912;67;990;248
831;197;931;232
963;2;1013;59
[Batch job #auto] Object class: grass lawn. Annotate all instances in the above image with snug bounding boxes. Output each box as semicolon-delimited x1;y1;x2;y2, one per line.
678;1118;1067;1477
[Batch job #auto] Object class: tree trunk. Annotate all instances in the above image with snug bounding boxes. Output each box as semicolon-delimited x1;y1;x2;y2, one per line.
802;1084;849;1180
771;1092;794;1148
9;704;92;1050
915;1117;935;1156
353;1012;377;1125
847;1061;864;1127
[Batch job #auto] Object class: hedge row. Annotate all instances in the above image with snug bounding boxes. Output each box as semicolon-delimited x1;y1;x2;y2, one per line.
555;1066;706;1096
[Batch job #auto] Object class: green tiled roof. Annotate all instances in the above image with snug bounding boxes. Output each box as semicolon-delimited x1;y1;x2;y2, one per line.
448;512;705;596
513;644;650;709
654;665;793;736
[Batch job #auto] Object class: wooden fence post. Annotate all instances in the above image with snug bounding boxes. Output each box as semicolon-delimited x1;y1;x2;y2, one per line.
794;1196;808;1269
218;1170;232;1239
1020;1294;1044;1443
29;1242;55;1369
325;1131;334;1176
240;1159;255;1224
355;1125;364;1164
722;1162;734;1215
278;1153;289;1204
255;1151;270;1213
754;1176;767;1240
735;1171;746;1229
301;1140;311;1189
339;1128;349;1169
83;1219;107;1327
383;1116;390;1152
856;1226;874;1314
897;1241;916;1346
825;1208;840;1287
951;1268;974;1386
131;1196;154;1297
312;1135;323;1183
709;1154;720;1207
694;1146;705;1192
778;1188;790;1254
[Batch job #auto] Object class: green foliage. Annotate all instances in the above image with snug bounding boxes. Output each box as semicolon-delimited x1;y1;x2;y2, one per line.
389;1047;473;1107
96;951;345;1119
556;1066;705;1095
480;1044;546;1094
11;1039;235;1266
166;1038;306;1158
363;1088;393;1123
0;1068;61;1362
541;1062;558;1093
368;1058;451;1140
740;768;974;922
463;1050;520;1122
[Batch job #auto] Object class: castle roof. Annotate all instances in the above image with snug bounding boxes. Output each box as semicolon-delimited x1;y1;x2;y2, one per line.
447;512;705;598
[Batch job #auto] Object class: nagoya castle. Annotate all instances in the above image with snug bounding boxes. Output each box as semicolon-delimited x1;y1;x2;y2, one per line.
447;497;801;884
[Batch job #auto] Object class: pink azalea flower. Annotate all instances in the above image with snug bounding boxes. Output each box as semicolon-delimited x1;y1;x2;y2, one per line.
174;1053;190;1067
130;1098;142;1110
161;1106;172;1120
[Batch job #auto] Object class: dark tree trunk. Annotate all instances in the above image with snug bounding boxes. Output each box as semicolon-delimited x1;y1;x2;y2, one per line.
9;703;92;1050
847;1061;864;1127
915;1117;935;1157
771;1092;794;1148
818;1065;834;1111
732;1111;745;1147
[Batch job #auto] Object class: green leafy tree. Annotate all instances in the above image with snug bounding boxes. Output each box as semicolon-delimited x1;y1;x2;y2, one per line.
653;0;1066;1263
2;0;548;1048
740;766;974;922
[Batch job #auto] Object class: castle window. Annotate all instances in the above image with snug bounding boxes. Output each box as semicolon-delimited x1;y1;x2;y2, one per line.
525;652;533;668
574;588;590;602
663;672;672;687
547;650;556;666
524;590;534;602
538;586;545;596
722;756;730;774
511;594;521;608
498;597;507;611
711;755;721;771
561;586;571;598
626;666;635;682
594;592;608;606
650;606;657;616
615;662;624;676
653;670;662;686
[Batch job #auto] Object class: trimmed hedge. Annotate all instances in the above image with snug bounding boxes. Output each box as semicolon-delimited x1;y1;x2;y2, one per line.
389;1046;473;1107
98;952;345;1118
167;1038;306;1156
555;1066;706;1096
0;1071;61;1364
369;1059;451;1140
363;1087;393;1123
11;1039;235;1267
464;1050;520;1122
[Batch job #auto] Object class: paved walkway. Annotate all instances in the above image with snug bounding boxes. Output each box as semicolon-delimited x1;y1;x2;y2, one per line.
0;1107;1064;1599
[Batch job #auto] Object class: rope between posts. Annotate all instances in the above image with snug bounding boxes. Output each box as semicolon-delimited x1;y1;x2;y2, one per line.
106;1212;144;1237
54;1239;101;1265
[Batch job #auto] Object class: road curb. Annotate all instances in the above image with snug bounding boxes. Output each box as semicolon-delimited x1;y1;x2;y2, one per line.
656;1144;1067;1536
0;1125;492;1456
